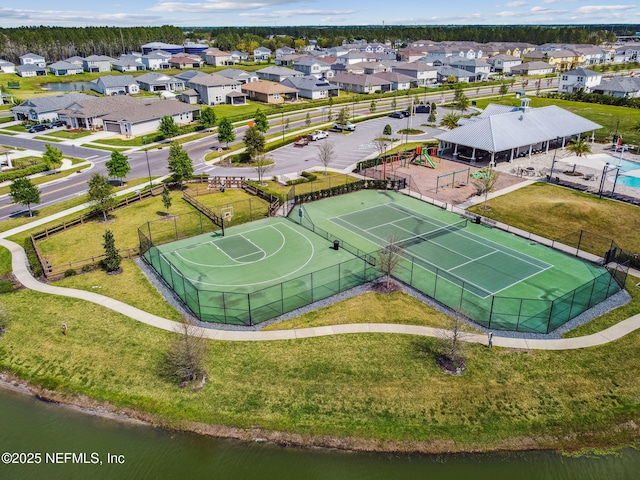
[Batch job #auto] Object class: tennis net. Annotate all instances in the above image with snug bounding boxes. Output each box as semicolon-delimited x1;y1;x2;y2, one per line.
396;218;468;250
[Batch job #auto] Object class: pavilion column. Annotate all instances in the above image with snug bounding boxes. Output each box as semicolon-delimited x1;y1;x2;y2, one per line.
510;148;515;163
471;147;476;164
591;130;595;143
528;144;532;158
561;137;566;149
545;140;550;154
453;144;458;156
490;152;496;168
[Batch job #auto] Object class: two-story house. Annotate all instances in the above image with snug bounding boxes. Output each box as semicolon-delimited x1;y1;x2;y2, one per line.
255;66;303;83
142;52;171;70
486;54;522;74
188;73;246;105
253;47;272;61
203;49;233;67
292;57;333;78
83;55;115;73
19;53;46;67
391;63;438;87
558;67;602;93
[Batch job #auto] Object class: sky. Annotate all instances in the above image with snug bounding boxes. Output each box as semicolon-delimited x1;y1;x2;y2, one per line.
0;0;639;28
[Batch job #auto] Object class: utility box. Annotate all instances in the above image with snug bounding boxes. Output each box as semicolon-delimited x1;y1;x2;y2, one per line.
333;240;340;250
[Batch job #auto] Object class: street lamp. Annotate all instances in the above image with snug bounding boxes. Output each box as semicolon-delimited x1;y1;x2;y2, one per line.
281;112;285;144
143;135;152;190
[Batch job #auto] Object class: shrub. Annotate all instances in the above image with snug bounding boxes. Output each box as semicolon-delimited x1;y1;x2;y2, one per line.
64;269;76;277
0;282;15;294
22;238;44;278
300;171;318;182
286;177;309;186
81;264;94;272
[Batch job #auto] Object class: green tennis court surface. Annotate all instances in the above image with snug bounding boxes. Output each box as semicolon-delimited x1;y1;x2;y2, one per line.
300;190;621;333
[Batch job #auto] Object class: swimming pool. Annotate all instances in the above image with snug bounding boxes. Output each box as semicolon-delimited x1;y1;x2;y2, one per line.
607;158;640;188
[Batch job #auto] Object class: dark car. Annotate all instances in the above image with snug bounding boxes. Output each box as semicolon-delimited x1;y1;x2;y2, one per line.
388;112;404;119
28;124;47;133
400;109;411;117
47;120;66;129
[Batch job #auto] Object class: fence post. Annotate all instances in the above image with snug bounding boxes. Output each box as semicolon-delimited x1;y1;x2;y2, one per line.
576;230;583;257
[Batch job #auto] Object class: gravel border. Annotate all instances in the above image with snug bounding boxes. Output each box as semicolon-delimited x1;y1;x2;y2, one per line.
135;257;631;339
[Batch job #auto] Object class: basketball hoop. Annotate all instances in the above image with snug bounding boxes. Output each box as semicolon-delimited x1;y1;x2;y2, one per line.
221;206;234;223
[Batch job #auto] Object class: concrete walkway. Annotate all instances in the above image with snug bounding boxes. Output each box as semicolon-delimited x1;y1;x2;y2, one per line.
2;236;639;349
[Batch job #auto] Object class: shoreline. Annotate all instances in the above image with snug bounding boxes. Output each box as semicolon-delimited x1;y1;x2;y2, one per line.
2;372;638;456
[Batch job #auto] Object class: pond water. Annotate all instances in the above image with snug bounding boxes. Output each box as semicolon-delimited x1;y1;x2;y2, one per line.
39;82;95;92
0;387;638;479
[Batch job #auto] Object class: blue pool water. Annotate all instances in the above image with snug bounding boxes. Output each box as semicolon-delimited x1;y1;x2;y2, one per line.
608;158;640;188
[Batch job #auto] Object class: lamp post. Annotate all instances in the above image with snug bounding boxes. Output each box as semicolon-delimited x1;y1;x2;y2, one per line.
548;136;562;182
281;112;285;145
598;162;610;198
143;135;152;190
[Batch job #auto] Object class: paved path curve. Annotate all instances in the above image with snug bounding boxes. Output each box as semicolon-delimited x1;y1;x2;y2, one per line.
2;238;639;350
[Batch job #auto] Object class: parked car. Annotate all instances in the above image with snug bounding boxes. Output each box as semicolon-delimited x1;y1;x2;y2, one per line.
388;112;404;119
28;124;47;133
47;120;66;129
308;130;328;141
332;122;356;131
400;109;411;117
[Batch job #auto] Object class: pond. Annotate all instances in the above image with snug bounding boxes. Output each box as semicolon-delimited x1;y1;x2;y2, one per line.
1;387;638;479
39;82;95;92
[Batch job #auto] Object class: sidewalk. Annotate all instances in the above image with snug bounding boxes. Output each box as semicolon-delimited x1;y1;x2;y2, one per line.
1;234;639;348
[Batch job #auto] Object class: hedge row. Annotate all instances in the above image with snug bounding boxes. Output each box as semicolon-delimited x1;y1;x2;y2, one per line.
23;238;44;278
0;164;49;183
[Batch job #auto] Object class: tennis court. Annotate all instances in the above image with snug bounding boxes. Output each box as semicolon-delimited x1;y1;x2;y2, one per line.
300;190;621;333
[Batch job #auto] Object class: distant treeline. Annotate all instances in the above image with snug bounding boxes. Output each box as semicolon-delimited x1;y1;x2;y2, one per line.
0;26;185;64
198;25;627;51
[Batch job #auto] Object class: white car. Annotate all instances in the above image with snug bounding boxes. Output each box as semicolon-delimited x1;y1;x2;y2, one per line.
332;122;356;131
308;130;329;141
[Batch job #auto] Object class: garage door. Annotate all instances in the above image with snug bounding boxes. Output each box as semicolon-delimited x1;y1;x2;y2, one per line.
104;122;121;133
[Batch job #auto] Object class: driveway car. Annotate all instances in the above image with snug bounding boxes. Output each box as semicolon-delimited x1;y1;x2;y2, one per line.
47;120;66;129
308;130;329;141
332;122;356;131
28;124;47;133
400;109;411;117
388;112;404;119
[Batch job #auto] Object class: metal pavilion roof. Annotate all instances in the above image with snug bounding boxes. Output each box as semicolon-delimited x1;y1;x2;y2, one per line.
435;104;602;153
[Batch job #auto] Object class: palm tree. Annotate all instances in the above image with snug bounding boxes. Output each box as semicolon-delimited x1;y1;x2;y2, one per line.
566;137;592;157
439;113;461;130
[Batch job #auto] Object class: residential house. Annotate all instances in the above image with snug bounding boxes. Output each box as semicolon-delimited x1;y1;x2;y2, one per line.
203;49;233;67
253;47;272;61
436;66;482;83
57;95;141;130
330;73;391;93
179;89;200;105
173;70;208;87
135;72;185;93
509;61;556;76
83;55;115;73
435;58;491;80
230;51;249;63
335;51;370;65
111;58;146;72
397;49;427;63
486;54;522;74
391;63;438;87
352;62;390;74
19;53;46;67
325;46;349;58
592;76;640;98
217;68;259;84
142;52;171;70
331;63;364;75
275;46;296;57
522;49;581;72
47;61;84;76
16;65;47;77
90;75;140;95
64;56;85;68
255;66;303;82
188;73;246;105
558;67;602;93
241;80;298;104
371;72;413;91
169;55;201;69
292;57;333;78
281;76;339;100
11;93;93;122
0;60;16;74
275;54;304;66
102;99;199;136
565;45;608;65
613;46;639;64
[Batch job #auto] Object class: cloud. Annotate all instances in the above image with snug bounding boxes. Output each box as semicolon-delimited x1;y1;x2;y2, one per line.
495;10;522;17
240;9;357;18
149;0;299;13
505;1;526;6
0;8;165;25
575;4;635;14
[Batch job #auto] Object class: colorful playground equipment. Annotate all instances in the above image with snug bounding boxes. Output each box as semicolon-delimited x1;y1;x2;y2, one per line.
375;145;439;176
411;146;437;168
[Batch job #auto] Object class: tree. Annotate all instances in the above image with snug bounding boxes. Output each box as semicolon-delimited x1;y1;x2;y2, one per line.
42;144;63;173
87;173;116;221
162;184;172;214
159;115;179;138
472;167;499;211
370;99;377;113
499;82;509;97
377;237;402;290
427;112;436;123
105;151;130;186
437;312;468;375
316;140;335;175
439;113;461;130
217;117;235;148
200;106;217;129
253;154;274;185
9;177;40;217
305;112;311;128
102;229;121;273
430;102;437;113
453;86;470;112
383;124;392;136
566;137;592;157
253;108;269;133
243;126;265;160
167;142;194;187
162;322;209;389
335;107;350;126
391;96;397;111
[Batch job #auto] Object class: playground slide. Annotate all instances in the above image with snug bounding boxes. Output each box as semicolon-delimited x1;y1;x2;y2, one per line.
421;151;437;169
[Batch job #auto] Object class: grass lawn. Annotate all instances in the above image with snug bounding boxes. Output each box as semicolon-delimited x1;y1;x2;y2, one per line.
467;182;640;252
80;144;129;152
0;271;639;451
46;130;93;140
474;96;640;145
34;136;62;142
257;173;358;197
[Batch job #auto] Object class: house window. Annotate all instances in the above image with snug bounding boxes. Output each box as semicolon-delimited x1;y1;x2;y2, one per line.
562;76;568;81
215;96;222;103
273;93;280;100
